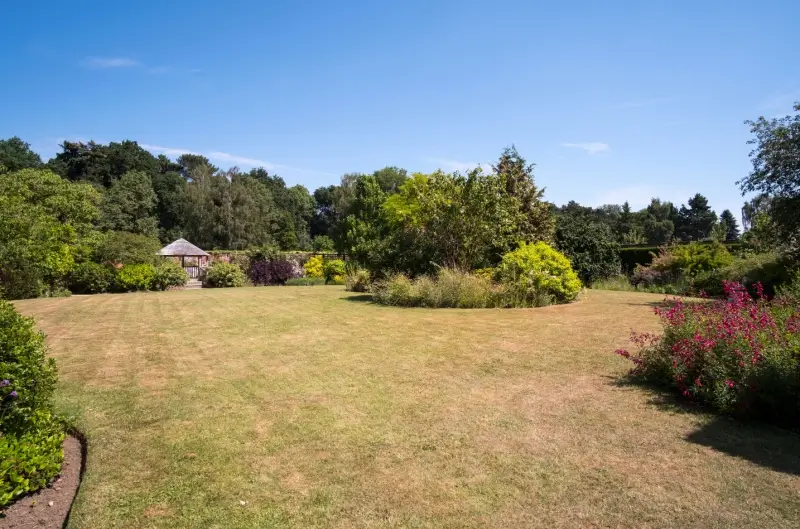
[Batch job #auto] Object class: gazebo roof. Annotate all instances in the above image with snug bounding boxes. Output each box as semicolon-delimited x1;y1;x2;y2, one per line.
159;238;209;257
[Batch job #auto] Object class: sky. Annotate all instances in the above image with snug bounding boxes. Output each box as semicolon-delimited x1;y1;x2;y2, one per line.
2;0;799;219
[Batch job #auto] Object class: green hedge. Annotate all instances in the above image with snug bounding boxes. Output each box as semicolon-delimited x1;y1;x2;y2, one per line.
619;242;743;274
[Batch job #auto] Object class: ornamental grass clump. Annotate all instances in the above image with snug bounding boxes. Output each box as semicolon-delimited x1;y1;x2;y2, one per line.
616;281;800;427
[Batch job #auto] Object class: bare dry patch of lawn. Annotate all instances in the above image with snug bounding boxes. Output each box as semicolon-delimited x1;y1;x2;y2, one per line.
14;287;800;528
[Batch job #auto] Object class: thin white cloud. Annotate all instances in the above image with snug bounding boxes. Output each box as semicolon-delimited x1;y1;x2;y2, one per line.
141;143;335;177
560;142;610;155
426;157;493;174
83;57;139;69
613;97;673;109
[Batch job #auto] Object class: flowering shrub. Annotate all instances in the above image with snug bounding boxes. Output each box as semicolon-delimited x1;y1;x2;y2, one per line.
250;259;301;285
304;255;324;279
0;300;64;506
616;281;800;426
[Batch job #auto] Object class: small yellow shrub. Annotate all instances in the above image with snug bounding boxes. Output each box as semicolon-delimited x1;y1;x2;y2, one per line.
304;255;324;278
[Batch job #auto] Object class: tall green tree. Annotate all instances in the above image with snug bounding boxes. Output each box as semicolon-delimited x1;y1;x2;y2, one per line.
739;103;800;248
99;170;159;238
718;209;740;242
555;213;621;284
48;140;159;188
372;166;408;193
0;137;42;173
676;193;718;241
0;169;100;298
643;198;676;245
493;146;554;243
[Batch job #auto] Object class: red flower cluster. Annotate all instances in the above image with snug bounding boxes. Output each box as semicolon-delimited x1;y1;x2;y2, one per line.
615;281;800;423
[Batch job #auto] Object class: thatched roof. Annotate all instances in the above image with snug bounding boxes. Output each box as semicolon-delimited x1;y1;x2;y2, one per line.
159;239;209;257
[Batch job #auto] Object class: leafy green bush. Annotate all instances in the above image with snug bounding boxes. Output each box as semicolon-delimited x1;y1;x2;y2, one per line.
323;259;346;284
345;269;371;292
115;263;156;291
94;231;161;266
497;242;582;303
68;261;114;294
247;244;280;264
304;255;324;278
556;214;621;284
651;242;734;277
311;235;335;252
152;261;188;291
619;247;659;273
0;300;64;506
285;277;326;286
203;262;246;288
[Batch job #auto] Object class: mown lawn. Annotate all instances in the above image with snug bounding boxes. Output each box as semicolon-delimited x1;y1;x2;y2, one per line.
15;288;800;528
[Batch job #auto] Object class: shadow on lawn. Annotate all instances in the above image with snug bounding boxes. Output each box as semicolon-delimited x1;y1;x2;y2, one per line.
612;378;800;476
340;294;373;303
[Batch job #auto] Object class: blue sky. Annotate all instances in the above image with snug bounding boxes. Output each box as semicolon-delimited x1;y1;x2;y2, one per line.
2;1;798;218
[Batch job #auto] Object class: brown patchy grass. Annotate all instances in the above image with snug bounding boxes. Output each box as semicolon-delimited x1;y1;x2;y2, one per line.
14;287;800;528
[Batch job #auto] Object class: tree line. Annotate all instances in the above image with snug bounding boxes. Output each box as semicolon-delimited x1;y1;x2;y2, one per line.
0;137;742;251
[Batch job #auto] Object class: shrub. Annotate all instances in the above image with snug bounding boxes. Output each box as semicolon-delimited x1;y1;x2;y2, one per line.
693;253;792;298
345;269;371;292
151;261;188;291
285;277;326;286
497;242;582;303
371;268;555;308
323;259;346;284
203;262;246;288
311;235;335;252
250;259;300;285
651;242;734;277
556;215;621;284
616;282;800;426
115;263;156;292
619;247;659;273
247;244;280;264
94;231;161;266
304;255;324;278
68;262;114;294
0;300;64;506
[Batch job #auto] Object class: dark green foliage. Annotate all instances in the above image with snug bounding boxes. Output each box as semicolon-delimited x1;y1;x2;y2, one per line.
246;244;280;264
739;103;800;249
0;300;64;506
285;277;326;286
555;211;621;284
94;231;161;266
100;170;159;238
619;247;659;273
0;301;59;433
643;198;676;244
693;253;793;297
719;209;740;242
493;146;555;243
152;170;187;241
115;264;156;291
372;166;408;194
69;262;114;294
203;262;246;288
0;137;42;173
48;140;160;188
152;261;188;291
675;194;718;241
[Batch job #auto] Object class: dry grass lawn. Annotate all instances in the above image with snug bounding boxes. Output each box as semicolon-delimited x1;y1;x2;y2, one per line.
14;287;800;528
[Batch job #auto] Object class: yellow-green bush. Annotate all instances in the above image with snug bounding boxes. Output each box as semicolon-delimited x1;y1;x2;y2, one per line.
497;242;582;303
323;259;346;284
304;255;324;278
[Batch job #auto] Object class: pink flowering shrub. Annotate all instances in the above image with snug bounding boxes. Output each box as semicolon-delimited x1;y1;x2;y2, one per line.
616;281;800;426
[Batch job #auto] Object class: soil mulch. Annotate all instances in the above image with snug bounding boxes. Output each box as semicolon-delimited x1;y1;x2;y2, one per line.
0;435;84;529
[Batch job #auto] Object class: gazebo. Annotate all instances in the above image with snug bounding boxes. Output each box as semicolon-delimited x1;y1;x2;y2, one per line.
159;239;209;278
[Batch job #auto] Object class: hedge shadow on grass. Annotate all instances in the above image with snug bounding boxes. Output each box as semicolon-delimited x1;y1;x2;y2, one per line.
340;294;374;303
610;377;800;476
